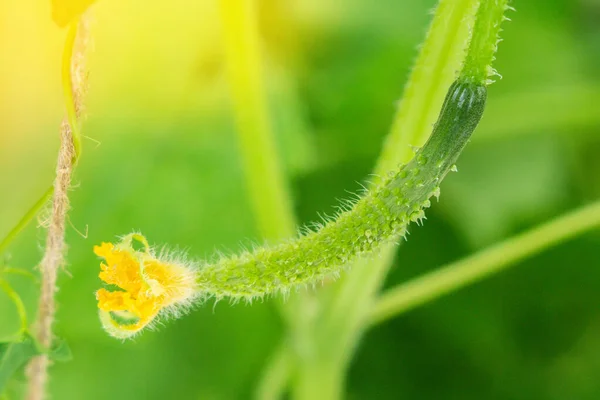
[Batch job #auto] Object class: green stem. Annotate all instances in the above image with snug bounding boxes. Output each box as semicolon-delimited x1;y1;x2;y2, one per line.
296;0;481;396
257;0;484;391
293;361;344;400
370;200;600;325
461;0;510;84
0;21;82;256
254;341;293;400
218;0;296;240
0;188;54;255
217;2;302;398
0;278;29;334
377;0;480;173
293;1;512;398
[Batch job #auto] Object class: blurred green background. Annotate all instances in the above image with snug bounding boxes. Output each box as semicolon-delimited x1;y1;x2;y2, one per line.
1;0;600;398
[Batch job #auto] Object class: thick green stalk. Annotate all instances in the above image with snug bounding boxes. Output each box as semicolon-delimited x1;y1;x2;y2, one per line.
254;0;482;392
292;1;480;397
217;3;306;398
218;0;296;240
370;200;600;325
377;0;481;171
292;1;510;398
461;0;510;84
254;341;293;400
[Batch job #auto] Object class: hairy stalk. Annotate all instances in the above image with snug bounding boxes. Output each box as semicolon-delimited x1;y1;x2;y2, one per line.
257;2;482;396
377;0;481;172
321;0;480;352
461;0;511;84
292;1;510;398
370;200;600;325
293;0;480;397
26;16;89;400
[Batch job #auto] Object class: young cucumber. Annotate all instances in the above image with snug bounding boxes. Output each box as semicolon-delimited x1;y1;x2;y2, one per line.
197;79;487;300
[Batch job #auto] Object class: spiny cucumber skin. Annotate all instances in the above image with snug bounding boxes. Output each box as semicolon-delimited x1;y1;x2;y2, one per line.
197;79;487;300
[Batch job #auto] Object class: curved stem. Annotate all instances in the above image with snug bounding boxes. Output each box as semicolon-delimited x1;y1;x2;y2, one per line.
260;1;482;398
377;0;480;173
0;187;54;256
292;2;512;398
218;3;304;398
370;200;600;325
461;0;511;84
0;278;28;334
295;1;482;397
196;80;486;300
254;341;293;400
218;0;296;240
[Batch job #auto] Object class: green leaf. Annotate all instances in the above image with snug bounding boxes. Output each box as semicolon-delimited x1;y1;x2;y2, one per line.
0;335;72;395
0;334;40;394
49;338;72;363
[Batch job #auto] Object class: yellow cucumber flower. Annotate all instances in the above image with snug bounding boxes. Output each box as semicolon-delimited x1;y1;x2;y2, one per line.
94;233;198;339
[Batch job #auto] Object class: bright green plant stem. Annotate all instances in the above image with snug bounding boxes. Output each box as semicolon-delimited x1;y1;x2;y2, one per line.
218;0;296;240
317;0;482;352
378;0;481;171
462;0;510;84
255;341;293;400
0;21;82;256
291;1;510;399
293;0;480;397
0;189;54;256
0;278;28;334
370;200;600;325
217;2;306;397
256;0;497;397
